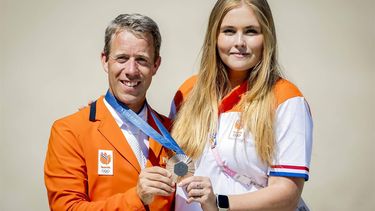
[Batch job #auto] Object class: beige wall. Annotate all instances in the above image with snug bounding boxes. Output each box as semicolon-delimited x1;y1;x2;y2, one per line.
1;0;374;210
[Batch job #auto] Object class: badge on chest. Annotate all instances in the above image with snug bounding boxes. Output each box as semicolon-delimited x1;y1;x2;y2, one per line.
228;119;245;140
98;150;113;175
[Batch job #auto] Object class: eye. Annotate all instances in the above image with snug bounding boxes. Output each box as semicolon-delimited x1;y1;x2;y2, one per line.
221;28;236;35
136;57;150;66
115;56;128;64
245;28;260;35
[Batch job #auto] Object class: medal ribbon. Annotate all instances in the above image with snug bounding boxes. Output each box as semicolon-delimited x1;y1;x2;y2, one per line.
105;91;185;155
211;81;265;188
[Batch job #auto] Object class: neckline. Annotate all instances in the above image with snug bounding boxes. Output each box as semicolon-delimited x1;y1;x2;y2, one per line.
228;70;249;88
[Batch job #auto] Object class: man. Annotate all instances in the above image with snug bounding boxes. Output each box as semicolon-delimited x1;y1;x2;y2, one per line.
44;14;175;210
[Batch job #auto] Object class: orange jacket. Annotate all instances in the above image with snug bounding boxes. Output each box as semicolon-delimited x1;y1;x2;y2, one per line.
44;96;174;210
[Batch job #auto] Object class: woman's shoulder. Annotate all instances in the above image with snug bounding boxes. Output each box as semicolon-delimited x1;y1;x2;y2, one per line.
178;75;198;94
173;75;198;103
170;75;198;117
274;78;304;106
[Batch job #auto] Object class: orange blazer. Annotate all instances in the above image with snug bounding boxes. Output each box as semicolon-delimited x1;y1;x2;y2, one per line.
44;96;174;210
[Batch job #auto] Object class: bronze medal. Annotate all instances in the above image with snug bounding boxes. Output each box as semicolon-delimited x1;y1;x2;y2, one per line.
166;154;195;182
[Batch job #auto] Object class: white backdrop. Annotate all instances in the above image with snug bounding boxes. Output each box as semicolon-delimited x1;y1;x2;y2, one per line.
1;0;374;210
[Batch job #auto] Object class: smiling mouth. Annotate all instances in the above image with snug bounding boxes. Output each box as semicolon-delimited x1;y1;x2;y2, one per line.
121;80;140;88
230;52;250;57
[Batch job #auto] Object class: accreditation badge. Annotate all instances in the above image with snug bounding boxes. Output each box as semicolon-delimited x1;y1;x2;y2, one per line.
166;154;195;183
98;150;113;175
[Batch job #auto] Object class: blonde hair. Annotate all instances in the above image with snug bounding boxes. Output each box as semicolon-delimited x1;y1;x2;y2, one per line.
172;0;281;165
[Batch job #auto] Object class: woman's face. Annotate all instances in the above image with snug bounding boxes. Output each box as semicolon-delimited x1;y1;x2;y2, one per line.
217;4;264;72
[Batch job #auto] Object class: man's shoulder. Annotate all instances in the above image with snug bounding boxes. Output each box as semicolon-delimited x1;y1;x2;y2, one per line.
52;106;91;130
52;97;104;131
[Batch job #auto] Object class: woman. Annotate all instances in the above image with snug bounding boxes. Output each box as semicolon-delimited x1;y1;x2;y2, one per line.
170;0;313;210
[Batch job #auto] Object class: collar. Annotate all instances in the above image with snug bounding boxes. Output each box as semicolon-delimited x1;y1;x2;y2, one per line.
103;98;148;131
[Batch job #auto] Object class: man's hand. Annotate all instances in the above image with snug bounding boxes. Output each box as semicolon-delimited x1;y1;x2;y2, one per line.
137;166;175;205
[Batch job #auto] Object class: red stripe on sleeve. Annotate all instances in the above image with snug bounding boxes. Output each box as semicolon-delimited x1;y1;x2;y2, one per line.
271;165;309;172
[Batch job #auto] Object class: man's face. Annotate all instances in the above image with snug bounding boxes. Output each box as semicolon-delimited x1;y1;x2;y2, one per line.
102;30;160;112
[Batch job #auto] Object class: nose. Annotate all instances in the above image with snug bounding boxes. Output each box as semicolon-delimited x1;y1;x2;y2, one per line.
124;58;139;76
235;33;246;47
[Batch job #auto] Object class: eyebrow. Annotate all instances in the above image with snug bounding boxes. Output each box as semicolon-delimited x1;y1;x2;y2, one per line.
112;53;150;59
136;55;151;61
112;53;128;58
220;25;261;29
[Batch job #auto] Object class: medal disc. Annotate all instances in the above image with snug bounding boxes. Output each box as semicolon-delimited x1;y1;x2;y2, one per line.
174;161;188;176
166;154;195;182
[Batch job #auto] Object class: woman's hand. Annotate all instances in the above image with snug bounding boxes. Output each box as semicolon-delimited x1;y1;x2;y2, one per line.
178;176;218;211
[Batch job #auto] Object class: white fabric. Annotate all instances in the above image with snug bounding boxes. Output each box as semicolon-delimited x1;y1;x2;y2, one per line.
104;99;149;168
174;96;313;211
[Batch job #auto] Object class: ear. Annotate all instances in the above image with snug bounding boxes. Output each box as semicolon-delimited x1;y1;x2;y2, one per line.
101;52;109;73
152;56;161;76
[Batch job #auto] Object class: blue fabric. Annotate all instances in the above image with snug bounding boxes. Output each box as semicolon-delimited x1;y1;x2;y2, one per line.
104;91;185;155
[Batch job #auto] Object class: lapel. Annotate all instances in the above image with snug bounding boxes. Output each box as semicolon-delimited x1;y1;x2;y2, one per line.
95;97;141;173
94;97;167;172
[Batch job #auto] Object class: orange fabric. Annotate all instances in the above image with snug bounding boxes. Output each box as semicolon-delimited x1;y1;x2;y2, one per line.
173;76;303;113
172;75;197;112
274;79;303;107
44;96;174;211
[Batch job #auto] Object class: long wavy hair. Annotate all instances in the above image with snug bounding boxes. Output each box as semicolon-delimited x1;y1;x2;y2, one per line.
172;0;281;165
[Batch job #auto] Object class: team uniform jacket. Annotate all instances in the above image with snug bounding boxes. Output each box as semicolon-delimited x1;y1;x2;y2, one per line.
170;76;313;211
44;96;174;211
